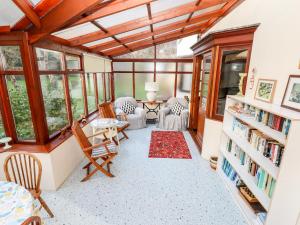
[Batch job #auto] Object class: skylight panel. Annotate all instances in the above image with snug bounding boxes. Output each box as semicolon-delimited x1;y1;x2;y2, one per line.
153;15;189;29
116;26;150;39
29;0;42;6
96;5;147;28
83;37;115;47
192;2;226;17
52;23;100;39
0;0;24;26
150;0;195;14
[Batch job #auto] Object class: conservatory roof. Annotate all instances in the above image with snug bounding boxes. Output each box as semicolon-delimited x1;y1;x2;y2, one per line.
0;0;241;57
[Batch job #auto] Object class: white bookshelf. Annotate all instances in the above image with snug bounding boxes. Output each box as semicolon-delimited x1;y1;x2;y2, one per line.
217;95;300;225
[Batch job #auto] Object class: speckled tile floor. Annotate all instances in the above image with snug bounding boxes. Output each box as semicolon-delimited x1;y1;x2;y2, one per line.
41;125;247;225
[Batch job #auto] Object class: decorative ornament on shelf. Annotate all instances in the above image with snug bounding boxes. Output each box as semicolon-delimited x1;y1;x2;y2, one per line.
237;73;247;96
145;82;159;102
0;137;12;150
80;114;87;124
249;67;257;90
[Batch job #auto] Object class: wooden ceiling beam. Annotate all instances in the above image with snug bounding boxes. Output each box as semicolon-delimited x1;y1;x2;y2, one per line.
0;26;11;33
90;10;220;52
12;0;63;31
28;0;104;43
69;0;227;46
71;0;156;27
105;24;206;56
12;0;41;28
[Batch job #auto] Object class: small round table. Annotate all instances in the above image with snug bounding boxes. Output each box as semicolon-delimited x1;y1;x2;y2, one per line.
0;137;12;150
0;181;34;225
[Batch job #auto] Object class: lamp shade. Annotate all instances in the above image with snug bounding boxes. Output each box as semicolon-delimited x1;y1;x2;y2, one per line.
145;82;159;92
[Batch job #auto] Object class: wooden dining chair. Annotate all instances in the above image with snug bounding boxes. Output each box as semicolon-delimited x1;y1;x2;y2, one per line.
4;152;54;218
21;216;42;225
71;121;118;182
98;102;129;141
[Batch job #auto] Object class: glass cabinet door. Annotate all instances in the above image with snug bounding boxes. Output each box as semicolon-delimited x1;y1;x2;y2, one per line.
200;56;212;111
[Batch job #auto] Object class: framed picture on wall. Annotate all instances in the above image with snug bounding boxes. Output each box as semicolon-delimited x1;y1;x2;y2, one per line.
255;79;277;103
281;75;300;112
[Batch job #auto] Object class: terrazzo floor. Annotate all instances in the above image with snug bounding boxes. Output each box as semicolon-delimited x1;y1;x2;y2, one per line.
41;125;247;225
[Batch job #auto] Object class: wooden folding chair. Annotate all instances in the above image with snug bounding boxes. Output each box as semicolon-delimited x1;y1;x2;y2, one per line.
21;216;42;225
98;102;130;141
71;121;118;182
4;152;54;218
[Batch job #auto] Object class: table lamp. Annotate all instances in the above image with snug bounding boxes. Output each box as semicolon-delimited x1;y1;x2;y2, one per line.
145;82;159;101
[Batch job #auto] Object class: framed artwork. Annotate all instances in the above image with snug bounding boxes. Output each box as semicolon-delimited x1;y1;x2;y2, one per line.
282;75;300;112
255;79;277;103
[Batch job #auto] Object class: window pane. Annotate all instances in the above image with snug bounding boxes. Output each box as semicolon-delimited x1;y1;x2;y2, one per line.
114;73;132;98
0;113;5;138
176;74;192;98
97;73;104;103
156;40;177;59
66;55;80;70
105;73;111;101
156;73;175;101
178;63;193;72
6;75;35;140
135;62;154;71
217;49;248;115
68;74;84;120
40;75;68;135
156;62;176;72
36;48;64;71
135;73;154;100
113;62;132;71
85;73;96;113
115;46;154;59
0;46;23;70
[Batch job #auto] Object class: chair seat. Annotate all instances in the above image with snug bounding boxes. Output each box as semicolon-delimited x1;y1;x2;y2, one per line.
91;142;118;158
116;121;130;129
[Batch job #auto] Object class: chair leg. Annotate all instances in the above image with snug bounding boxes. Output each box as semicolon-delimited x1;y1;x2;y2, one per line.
121;130;129;139
37;196;54;218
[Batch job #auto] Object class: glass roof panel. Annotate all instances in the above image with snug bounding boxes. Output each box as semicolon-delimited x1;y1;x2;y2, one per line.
192;2;226;17
29;0;42;6
96;5;147;28
116;26;150;39
153;15;189;29
83;37;115;47
151;0;195;14
52;23;100;39
0;0;25;26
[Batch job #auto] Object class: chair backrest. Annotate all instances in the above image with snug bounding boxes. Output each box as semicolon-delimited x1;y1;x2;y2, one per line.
114;97;138;109
4;152;42;191
167;97;189;109
71;121;92;150
98;102;116;119
21;216;42;225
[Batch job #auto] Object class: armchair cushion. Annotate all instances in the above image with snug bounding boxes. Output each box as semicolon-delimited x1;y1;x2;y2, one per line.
120;101;136;115
170;102;185;116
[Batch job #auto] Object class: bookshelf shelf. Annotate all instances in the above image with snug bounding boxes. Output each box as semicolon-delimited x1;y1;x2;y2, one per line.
223;128;280;179
217;95;300;225
225;109;286;145
220;147;270;210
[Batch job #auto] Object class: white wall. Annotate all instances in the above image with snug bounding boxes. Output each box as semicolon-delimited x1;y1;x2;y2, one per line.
201;0;300;160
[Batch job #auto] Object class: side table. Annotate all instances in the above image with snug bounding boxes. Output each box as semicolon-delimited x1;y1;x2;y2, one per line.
141;100;164;123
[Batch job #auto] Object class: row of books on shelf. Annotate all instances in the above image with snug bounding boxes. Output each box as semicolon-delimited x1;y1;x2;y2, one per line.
232;118;284;167
226;138;276;199
228;103;291;136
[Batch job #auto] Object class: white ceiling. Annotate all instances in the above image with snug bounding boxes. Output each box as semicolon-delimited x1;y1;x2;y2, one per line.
52;22;100;39
150;0;195;14
83;37;115;47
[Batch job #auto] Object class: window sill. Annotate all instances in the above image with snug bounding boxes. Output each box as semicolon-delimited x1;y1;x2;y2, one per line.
0;112;99;154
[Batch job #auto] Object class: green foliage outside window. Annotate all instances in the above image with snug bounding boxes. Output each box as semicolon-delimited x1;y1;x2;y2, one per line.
6;76;35;140
68;74;85;120
0;46;23;70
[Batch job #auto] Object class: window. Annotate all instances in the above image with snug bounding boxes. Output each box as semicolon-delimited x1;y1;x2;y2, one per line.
85;73;97;112
156;62;176;72
40;75;68;136
178;63;193;72
114;73;133;98
36;48;64;71
0;113;5;138
68;74;85;120
135;62;154;71
156;73;175;101
176;74;192;98
113;62;132;71
115;46;155;59
105;73;111;101
135;73;154;100
66;55;81;70
6;75;35;140
0;46;23;70
156;40;178;59
97;73;104;103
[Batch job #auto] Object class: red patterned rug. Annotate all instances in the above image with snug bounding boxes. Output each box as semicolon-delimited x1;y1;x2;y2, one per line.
149;131;192;159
